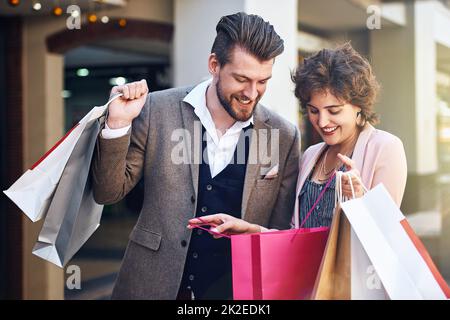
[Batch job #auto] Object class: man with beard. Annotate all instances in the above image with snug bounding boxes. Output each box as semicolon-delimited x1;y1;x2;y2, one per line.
92;12;300;300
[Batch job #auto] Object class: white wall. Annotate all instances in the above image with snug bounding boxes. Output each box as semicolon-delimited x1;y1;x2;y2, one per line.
414;0;438;175
174;0;245;87
434;0;450;48
370;10;417;173
371;0;450;175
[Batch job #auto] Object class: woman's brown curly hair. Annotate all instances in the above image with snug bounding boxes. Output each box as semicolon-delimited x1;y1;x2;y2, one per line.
292;42;380;125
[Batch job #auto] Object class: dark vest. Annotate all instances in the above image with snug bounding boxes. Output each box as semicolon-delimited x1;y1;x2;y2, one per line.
177;125;252;300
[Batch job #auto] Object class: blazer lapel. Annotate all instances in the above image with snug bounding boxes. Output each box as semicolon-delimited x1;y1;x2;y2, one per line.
179;90;201;199
352;124;375;172
296;143;327;199
241;105;271;220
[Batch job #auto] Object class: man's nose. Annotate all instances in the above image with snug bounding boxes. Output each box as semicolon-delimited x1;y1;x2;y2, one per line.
243;83;258;101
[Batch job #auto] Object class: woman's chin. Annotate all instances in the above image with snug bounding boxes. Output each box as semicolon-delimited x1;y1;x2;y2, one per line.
322;136;339;146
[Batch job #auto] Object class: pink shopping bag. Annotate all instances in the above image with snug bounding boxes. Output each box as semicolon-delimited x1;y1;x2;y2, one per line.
231;227;329;300
189;174;336;300
231;173;336;300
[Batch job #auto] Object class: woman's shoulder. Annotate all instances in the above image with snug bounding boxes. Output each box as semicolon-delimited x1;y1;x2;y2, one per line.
367;127;404;150
300;142;326;170
302;142;326;159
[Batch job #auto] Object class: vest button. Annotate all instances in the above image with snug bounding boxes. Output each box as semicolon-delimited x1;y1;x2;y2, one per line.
193;252;198;259
201;206;207;213
206;184;212;191
189;274;195;281
181;240;187;247
190;195;195;203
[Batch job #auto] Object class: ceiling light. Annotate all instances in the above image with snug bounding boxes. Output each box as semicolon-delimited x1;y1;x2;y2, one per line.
76;68;89;77
52;6;63;16
109;77;127;86
32;2;41;11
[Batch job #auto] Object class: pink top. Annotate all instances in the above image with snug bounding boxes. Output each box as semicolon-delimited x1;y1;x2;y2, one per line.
293;124;408;227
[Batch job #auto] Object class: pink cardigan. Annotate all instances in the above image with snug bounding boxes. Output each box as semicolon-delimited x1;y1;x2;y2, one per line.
293;124;408;227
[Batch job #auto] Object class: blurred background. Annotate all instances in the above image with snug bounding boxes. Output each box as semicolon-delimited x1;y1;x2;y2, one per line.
0;0;449;299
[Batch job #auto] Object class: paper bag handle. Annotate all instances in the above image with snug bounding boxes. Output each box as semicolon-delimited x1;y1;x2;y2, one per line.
335;171;368;204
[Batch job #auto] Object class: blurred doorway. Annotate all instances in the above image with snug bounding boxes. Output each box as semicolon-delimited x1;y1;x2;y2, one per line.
45;19;173;299
0;17;24;300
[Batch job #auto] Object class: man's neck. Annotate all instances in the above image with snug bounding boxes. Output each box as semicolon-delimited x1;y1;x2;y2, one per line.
205;84;236;135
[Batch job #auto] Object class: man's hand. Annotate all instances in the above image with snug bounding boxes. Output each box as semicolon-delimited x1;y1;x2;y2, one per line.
107;79;149;129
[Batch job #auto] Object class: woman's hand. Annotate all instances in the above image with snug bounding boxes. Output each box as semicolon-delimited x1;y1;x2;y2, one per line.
337;153;365;199
188;213;262;239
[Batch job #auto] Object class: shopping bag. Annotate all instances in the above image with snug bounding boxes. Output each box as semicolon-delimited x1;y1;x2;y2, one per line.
3;124;84;222
231;227;329;300
312;171;388;300
32;115;104;267
341;180;450;300
350;227;388;299
30;94;124;267
312;205;351;299
3;94;122;222
230;173;339;300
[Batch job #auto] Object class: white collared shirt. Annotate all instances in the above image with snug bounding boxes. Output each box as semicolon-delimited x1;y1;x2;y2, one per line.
102;78;253;178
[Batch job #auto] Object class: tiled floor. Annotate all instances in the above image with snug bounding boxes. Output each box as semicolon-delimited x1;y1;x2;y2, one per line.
65;210;136;300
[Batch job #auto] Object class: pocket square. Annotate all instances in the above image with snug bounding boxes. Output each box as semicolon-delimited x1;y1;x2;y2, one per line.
263;164;279;179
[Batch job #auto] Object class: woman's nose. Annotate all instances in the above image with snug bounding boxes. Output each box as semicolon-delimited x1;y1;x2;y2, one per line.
318;113;329;128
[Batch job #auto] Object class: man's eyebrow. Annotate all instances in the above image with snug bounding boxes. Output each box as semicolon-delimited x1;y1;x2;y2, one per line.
306;103;345;109
232;73;272;81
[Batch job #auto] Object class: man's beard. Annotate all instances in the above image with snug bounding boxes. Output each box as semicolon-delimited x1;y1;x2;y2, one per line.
216;79;259;122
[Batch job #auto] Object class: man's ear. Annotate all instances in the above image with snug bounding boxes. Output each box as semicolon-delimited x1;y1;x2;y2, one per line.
208;53;220;75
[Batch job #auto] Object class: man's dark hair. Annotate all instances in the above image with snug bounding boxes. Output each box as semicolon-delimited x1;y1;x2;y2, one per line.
211;12;284;66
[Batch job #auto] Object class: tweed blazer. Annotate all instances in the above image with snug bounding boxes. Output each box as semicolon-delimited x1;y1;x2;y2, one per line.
91;86;300;299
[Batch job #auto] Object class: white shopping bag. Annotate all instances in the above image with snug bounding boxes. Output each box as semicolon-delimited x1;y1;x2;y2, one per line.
350;229;388;299
32;116;104;267
339;172;450;300
3;94;122;222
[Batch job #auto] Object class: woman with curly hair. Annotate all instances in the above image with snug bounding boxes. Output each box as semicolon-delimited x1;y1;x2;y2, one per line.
189;42;407;234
